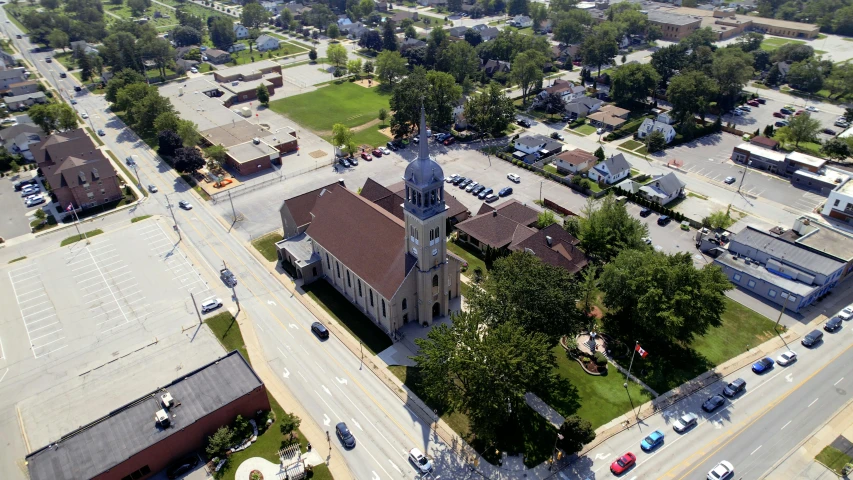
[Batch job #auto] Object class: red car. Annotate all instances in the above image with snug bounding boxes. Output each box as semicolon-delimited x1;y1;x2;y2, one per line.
372;148;382;157
773;112;785;118
795;110;805;116
610;452;636;475
747;100;759;107
443;137;455;146
361;151;370;161
572;60;582;66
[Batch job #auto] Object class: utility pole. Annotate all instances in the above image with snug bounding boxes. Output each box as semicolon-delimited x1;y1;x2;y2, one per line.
67;204;90;245
550;432;564;471
132;163;141;187
189;292;202;324
228;191;237;224
165;194;182;241
775;293;793;332
737;160;752;194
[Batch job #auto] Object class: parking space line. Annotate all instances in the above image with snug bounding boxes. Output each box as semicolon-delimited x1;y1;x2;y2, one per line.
15;287;47;298
25;314;57;326
33;336;66;349
17;293;46;303
29;328;63;343
9;271;40;281
20;300;50;311
38;344;68;357
22;307;53;318
28;321;60;333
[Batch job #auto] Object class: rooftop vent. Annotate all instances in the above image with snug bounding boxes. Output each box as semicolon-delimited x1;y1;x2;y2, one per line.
160;392;174;408
337;178;345;187
546;235;553;246
253;137;260;144
155;409;170;427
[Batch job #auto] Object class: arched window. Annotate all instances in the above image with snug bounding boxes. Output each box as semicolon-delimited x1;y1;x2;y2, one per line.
432;275;439;287
381;299;386;317
429;229;434;241
402;298;407;310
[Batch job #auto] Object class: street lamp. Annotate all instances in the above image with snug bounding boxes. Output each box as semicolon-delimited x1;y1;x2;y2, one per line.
737;160;752;194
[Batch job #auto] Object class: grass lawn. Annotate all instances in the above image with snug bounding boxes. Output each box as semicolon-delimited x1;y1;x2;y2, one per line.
86;128;105;146
447;239;486;279
106;150;149;197
60;229;104;246
350;126;390;148
269;82;390;133
688;192;709;200
131;215;152;223
251;232;283;262
53;51;77;70
8;256;27;263
31;214;58;233
760;37;804;51
102;1;178;29
543;163;558;175
622;139;643;150
636;297;778;393
542;346;653;430
815;445;852;475
301;281;392;355
205;311;250;361
636;146;648;155
197;62;212;73
574;124;597;135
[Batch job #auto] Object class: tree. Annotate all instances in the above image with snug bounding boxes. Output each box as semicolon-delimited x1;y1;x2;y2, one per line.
326;43;348;70
577;264;598;320
114;83;156;114
404;25;417;39
48;29;69;51
787;58;825;93
529;2;547;30
506;0;528;15
332;123;357;155
382;19;398;51
347;58;362;79
327;23;340;39
375;50;407;88
426;70;462;129
362;60;374;76
174;147;205;174
846;108;853;123
279;411;302;439
205;144;227;165
786;113;821;147
650;44;688;87
557;415;596;455
646;130;666;153
511;50;545;105
824;63;853;100
256;83;270;106
822;138;852;160
378;108;388;125
711;47;754;111
359;30;382;52
735;32;764;52
552;9;592;45
241;2;270;29
464;28;482;47
610;63;660;107
536;210;557;229
593;146;605;162
581;23;619;77
153;111;180;135
127;0;150;16
440;40;480;84
447;0;462;12
680;26;716;50
210;17;236;50
158;129;183;158
206;426;234;458
425;27;449;68
577;195;648;263
78;51;93;82
463;82;515;137
542;92;564;115
30;103;76;134
600;249;731;351
390;67;429;136
771;43;814;64
172;25;202;47
413;310;558;442
703;210;734;230
40;0;59;9
309;48;318;62
763;124;775;138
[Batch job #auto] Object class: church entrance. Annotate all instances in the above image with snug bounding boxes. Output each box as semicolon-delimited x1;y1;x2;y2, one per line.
402;313;409;324
432;302;440;317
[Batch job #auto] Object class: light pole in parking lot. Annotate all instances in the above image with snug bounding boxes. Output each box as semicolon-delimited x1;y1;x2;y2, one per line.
775;292;794;333
165;194;182;242
737;160;753;194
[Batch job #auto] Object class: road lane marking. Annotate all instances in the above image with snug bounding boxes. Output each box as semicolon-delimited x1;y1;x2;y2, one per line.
835;377;844;386
808;398;819;408
751;445;762;455
781;421;791;430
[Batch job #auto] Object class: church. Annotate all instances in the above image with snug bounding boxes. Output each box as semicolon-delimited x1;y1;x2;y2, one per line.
275;107;462;337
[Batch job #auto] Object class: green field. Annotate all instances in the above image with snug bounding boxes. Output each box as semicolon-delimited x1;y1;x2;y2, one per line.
447;239;486;279
101;0;179;29
350;126;390;148
225;40;309;65
269;82;390;134
251;232;283;262
760;37;805;51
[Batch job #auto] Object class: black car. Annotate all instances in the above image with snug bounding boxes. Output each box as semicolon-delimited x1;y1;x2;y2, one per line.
472;185;485;195
74;85;82;92
386;141;398;151
802;329;824;347
657;215;671;226
478;188;493;200
459;178;472;188
336;422;356;448
722;378;746;397
452;176;466;185
825;316;843;332
639;207;652;218
311;322;330;339
780;108;794;115
702;394;726;412
59;72;66;78
517;118;531;128
14;179;37;191
823;128;837;136
220;268;237;287
339;157;351;168
166;454;199;479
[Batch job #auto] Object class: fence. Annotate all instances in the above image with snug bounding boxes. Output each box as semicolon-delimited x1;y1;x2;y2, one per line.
210;160;333;204
543;198;578;217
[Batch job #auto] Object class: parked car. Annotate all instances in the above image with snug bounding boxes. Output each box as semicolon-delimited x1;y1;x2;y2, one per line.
25;195;45;207
838;305;853;321
478;188;493;199
739;105;751;112
484;193;498;203
802;329;823;347
707;460;734;480
775;120;789;127
361;151;370;161
780;108;794;115
200;298;223;313
794;110;805;116
776;350;797;366
14;179;37;191
517;118;531;128
835;120;850;128
459;178;472;188
349;156;358;166
408;448;433;474
806;105;818;112
380;146;391;155
657;215;671;226
756;98;766;104
386;141;398;151
610;452;636;475
178;200;192;210
550;132;564;140
498;187;513;197
452;176;466;185
443;136;455;146
752;357;774;374
673;412;699;433
81;111;88;119
166;454;199;479
640;430;664;452
825;316;843;332
642;237;652;245
724;176;736;184
311;322;330;339
773;112;785;118
472;185;485;195
747;100;759;107
823;128;837;135
97;129;105;136
702;394;726;412
335;422;356;449
723;378;746;397
371;148;382;157
507;173;521;183
446;174;459;183
639;207;652;217
680;221;690;231
465;182;479;192
339;157;351;168
190;67;198;73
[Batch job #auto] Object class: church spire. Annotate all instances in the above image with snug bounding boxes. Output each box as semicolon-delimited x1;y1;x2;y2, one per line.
418;102;430;162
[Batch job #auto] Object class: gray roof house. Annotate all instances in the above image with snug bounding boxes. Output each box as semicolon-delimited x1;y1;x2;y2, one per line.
513;134;563;157
4;92;46;111
255;34;281;52
588;153;631;185
639;172;686;205
564;96;603;119
0;122;44;161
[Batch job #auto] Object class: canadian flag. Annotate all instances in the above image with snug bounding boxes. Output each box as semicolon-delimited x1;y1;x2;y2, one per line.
635;344;649;358
65;203;74;212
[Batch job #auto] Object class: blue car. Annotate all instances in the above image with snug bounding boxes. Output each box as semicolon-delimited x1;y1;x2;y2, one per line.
752;357;774;374
640;430;664;452
499;187;513;197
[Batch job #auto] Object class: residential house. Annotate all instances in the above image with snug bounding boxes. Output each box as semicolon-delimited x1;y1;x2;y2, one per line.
510;224;589;274
4;92;46;111
417;0;446;7
448;26;469;38
638;118;677;144
533;79;586;107
283;1;310;18
176;59;199;72
337;16;353;27
32;128;124;212
375;1;390;11
391;11;419;23
0;67;27;91
564;96;603;120
228;43;248;53
510;15;533;28
0;122;44;161
513;134;563;157
400;37;426;53
713;226;845;313
205;49;232;64
360;178;470;227
234;23;249;39
481;59;511;76
639;172;686;205
554;148;596;175
342;22;370;39
261;1;285;13
69;40;99;57
479;27;500;41
587;104;630;130
255;35;281;52
588;153;631;185
274;112;462;334
455;199;540;251
7;80;39;97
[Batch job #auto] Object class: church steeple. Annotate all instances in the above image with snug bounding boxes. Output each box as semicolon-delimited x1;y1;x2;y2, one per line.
402;103;445;220
417;101;430;162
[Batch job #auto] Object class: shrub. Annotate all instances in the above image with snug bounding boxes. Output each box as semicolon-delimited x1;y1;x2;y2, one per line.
593;351;608;366
206;426;234;458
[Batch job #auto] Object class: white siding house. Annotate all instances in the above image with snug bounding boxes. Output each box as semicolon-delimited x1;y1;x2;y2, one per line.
638;119;677;144
255;35;281;52
588;153;631;184
234;24;249;39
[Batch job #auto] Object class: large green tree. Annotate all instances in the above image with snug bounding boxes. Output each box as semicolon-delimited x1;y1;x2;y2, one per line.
209;17;236;51
581;23;619;77
575;194;649;263
649;43;688;87
711;47;754;111
507;0;529;15
390;66;430;136
374;50;407;89
425;70;462;129
463;82;515;137
558;415;596;455
326;43;348;70
439;40;480;84
599;249;731;350
241;2;270;29
332;123;357;156
552;9;592;45
382;19;398;51
511;49;546;105
785;113;822;147
666;70;719;124
47;29;69;51
29;103;77;134
824;62;853;100
787;58;825;93
610;63;660;107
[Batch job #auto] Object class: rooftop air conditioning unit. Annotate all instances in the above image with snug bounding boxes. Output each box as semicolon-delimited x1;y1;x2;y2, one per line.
161;392;174;408
155;409;170;426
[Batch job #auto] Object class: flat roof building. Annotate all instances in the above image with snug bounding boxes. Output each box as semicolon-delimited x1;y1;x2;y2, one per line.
647;10;702;40
822;178;853;225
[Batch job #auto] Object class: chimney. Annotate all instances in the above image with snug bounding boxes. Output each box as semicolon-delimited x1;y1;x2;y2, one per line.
546;235;552;246
337;178;345;187
492;210;497;217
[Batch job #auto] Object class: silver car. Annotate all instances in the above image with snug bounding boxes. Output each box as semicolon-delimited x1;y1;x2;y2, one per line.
672;412;698;433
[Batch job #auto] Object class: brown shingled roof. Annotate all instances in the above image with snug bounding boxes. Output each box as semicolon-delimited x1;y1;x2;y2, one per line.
305;186;415;299
282;182;340;230
32;129;117;190
492;199;539;226
511;224;589;274
555;148;596;166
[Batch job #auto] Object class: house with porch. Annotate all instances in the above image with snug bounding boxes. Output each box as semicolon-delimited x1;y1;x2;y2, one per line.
588;153;630;185
639;172;686;205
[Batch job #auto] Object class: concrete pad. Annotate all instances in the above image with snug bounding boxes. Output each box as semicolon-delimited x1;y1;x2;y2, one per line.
377;345;416;367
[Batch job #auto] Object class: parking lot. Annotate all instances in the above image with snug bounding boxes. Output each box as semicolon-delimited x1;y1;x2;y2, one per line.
716;94;843;140
0;172;41;241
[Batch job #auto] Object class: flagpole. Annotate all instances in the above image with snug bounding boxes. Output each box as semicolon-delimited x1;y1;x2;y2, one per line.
70;204;89;245
624;340;640;424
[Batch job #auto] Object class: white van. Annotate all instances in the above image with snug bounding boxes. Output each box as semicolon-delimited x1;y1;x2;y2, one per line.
201;298;223;314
